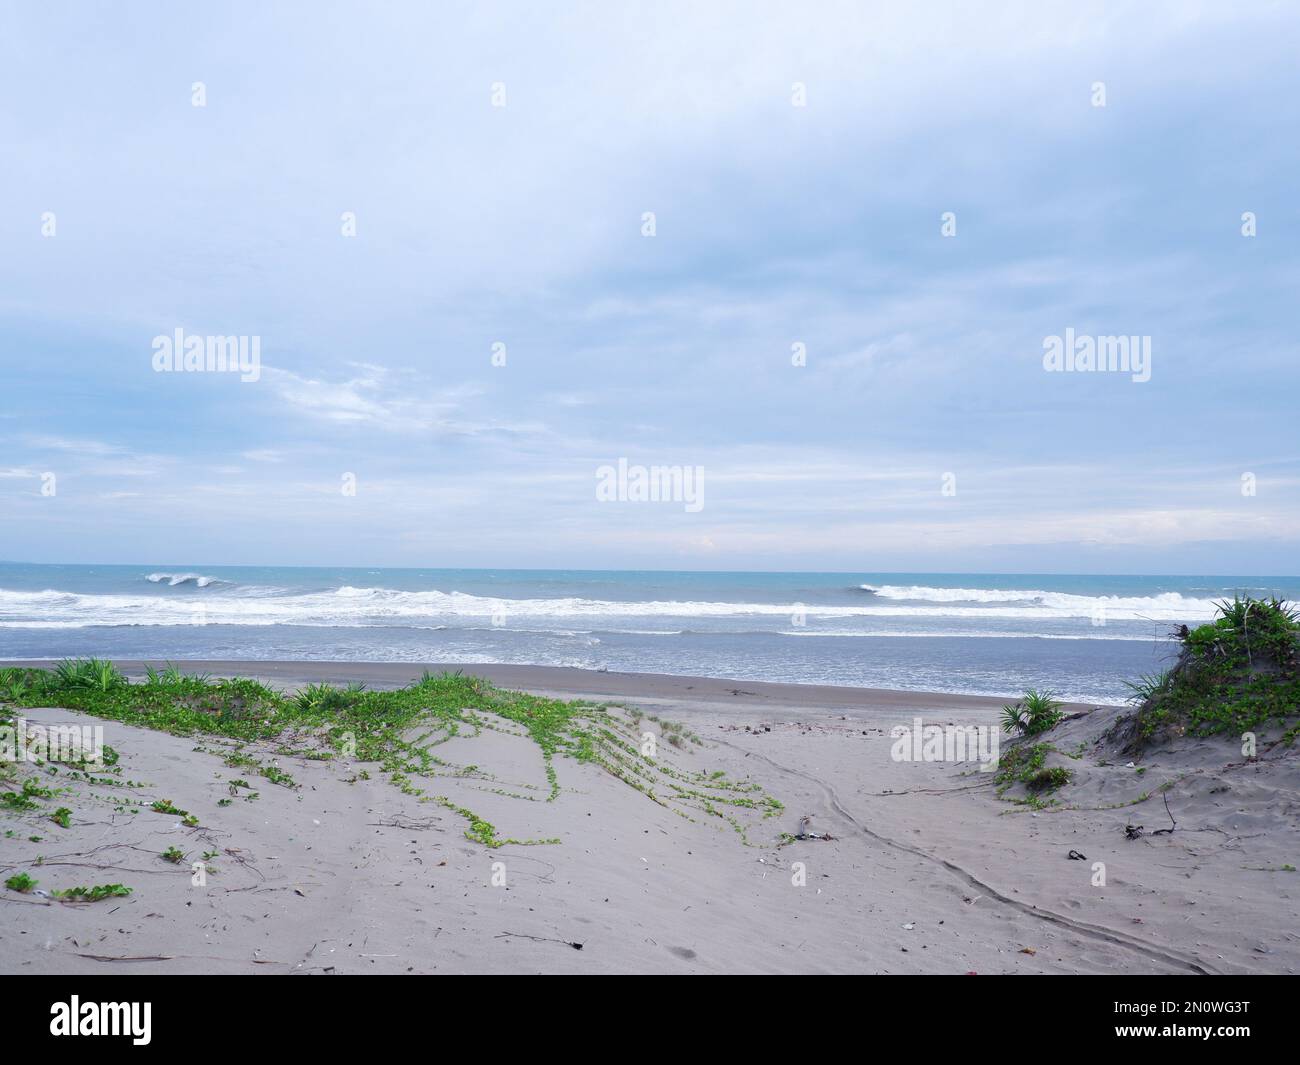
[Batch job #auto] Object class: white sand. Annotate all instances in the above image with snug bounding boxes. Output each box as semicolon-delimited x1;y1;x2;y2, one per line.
2;664;1296;974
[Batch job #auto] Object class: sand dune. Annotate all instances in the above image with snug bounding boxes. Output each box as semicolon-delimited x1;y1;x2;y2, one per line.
2;663;1296;974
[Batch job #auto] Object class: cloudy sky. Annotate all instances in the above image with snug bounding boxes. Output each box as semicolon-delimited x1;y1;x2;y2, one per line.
1;1;1297;573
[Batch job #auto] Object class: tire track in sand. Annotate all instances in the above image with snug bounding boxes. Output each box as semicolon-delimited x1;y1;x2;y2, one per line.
720;738;1217;975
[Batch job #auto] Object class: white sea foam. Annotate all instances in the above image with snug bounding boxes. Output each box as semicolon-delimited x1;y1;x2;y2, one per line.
0;581;1222;629
778;629;1161;642
146;572;224;588
861;583;1220;616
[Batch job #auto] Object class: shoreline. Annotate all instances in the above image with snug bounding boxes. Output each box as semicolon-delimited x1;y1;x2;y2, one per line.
3;659;1103;714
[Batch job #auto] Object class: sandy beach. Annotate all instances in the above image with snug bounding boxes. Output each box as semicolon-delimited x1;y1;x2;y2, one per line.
3;661;1296;975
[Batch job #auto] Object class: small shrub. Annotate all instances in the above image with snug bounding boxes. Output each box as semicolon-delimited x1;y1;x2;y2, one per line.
995;743;1071;796
1026;765;1071;791
1000;690;1064;736
52;658;126;693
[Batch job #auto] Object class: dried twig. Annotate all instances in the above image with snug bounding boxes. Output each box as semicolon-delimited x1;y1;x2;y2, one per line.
1151;792;1177;835
495;931;583;950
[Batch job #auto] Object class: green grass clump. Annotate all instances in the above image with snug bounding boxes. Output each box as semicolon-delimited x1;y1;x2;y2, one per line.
5;872;37;892
144;663;212;687
1130;596;1300;743
0;661;283;739
52;657;126;693
1028;765;1071;791
294;681;366;714
995;742;1072;798
1000;689;1064;737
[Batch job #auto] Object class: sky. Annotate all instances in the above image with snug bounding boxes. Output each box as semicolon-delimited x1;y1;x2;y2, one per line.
1;0;1298;574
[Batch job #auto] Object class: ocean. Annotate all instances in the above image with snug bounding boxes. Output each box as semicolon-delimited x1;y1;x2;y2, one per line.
1;564;1295;704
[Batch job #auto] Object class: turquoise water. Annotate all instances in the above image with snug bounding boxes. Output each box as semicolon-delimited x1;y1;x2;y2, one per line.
2;564;1295;703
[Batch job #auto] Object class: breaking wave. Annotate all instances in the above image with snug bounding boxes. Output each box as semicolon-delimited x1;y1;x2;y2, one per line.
859;583;1219;617
146;572;225;588
0;581;1221;629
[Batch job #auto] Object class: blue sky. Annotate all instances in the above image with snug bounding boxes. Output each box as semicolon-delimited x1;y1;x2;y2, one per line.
1;1;1298;573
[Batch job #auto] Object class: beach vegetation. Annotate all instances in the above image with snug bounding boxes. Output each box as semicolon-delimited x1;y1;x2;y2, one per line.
995;742;1071;798
53;657;126;693
1;778;51;811
5;872;37;892
294;682;364;714
1128;596;1300;744
1000;689;1064;737
144;663;213;687
1125;669;1174;704
2;663;781;848
53;883;132;902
